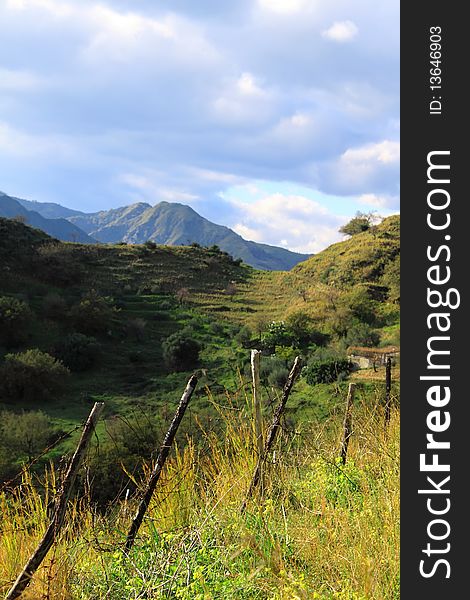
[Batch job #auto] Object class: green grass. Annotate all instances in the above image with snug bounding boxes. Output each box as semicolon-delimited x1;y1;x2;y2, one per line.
0;388;399;600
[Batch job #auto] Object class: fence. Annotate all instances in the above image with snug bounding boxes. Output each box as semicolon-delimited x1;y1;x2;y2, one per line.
3;351;396;598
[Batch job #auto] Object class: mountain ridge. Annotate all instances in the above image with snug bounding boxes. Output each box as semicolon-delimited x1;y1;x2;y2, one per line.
8;192;310;270
0;192;96;244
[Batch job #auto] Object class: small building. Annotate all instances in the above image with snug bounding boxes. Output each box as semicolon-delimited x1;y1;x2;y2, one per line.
347;346;400;370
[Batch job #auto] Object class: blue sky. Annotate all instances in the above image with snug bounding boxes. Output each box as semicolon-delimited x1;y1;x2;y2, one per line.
0;0;399;253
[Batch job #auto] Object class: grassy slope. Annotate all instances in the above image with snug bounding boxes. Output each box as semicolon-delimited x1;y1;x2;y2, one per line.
0;216;400;429
0;397;399;600
0;217;400;599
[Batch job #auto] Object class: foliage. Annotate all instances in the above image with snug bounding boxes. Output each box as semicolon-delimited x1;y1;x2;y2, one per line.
261;321;293;352
304;358;352;385
234;325;253;348
0;410;55;462
339;211;379;237
54;333;101;372
162;329;201;372
0;349;70;402
0;402;400;600
69;290;117;335
0;296;32;348
344;322;381;348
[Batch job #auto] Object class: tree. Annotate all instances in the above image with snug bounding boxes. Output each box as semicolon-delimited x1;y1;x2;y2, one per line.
69;290;116;335
339;212;380;237
0;296;32;348
176;287;190;306
0;349;70;402
0;411;54;463
162;329;201;371
54;333;101;372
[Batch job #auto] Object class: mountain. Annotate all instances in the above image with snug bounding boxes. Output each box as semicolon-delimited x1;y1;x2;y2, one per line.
13;195;84;219
12;194;309;270
66;201;309;271
0;192;96;244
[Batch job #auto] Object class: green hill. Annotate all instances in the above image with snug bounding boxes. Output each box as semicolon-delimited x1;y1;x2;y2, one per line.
0;217;400;598
14;194;310;270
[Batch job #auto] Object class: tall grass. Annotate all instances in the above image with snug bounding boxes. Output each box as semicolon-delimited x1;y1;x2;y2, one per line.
0;388;399;599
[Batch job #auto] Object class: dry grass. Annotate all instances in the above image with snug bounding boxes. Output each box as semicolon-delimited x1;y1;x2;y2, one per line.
0;385;399;600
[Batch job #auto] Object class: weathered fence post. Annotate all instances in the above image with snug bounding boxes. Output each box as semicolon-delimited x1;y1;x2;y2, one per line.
241;356;302;513
340;383;356;465
6;402;105;600
125;375;197;552
251;350;264;489
384;357;392;427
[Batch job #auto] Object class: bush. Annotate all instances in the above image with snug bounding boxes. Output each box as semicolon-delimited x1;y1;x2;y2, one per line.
259;356;289;387
162;329;201;372
235;325;253;348
0;349;70;402
69;290;117;335
0;296;32;348
267;364;290;388
54;333;101;372
304;359;351;385
344;322;380;348
0;410;55;462
208;321;225;337
261;321;294;352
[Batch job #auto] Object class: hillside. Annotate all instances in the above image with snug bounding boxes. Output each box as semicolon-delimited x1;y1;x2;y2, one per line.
14;194;310;270
0;216;399;598
0;192;95;243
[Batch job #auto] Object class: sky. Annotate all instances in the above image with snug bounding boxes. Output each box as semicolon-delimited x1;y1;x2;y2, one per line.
0;0;399;254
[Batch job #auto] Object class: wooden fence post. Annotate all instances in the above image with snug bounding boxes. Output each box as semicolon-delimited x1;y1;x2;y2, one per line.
241;356;302;513
251;350;264;489
125;375;197;552
6;402;105;600
340;384;356;465
384;357;392;427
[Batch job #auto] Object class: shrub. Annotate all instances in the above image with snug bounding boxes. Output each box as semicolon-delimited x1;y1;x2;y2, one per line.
235;325;253;348
54;333;101;372
0;410;55;462
304;359;351;385
0;349;70;402
69;290;116;335
144;240;157;250
261;321;294;352
208;321;225;337
0;296;32;348
267;364;290;388
344;322;380;348
259;356;289;387
162;329;201;372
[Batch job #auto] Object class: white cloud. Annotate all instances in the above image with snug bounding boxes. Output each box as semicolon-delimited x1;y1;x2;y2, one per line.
257;0;311;15
229;193;345;253
119;172;199;204
212;72;274;126
358;193;399;210
0;121;77;160
0;0;399;240
342;140;399;165
322;20;358;42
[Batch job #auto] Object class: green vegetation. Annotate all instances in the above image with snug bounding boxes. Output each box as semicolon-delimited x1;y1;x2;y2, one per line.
0;215;400;598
